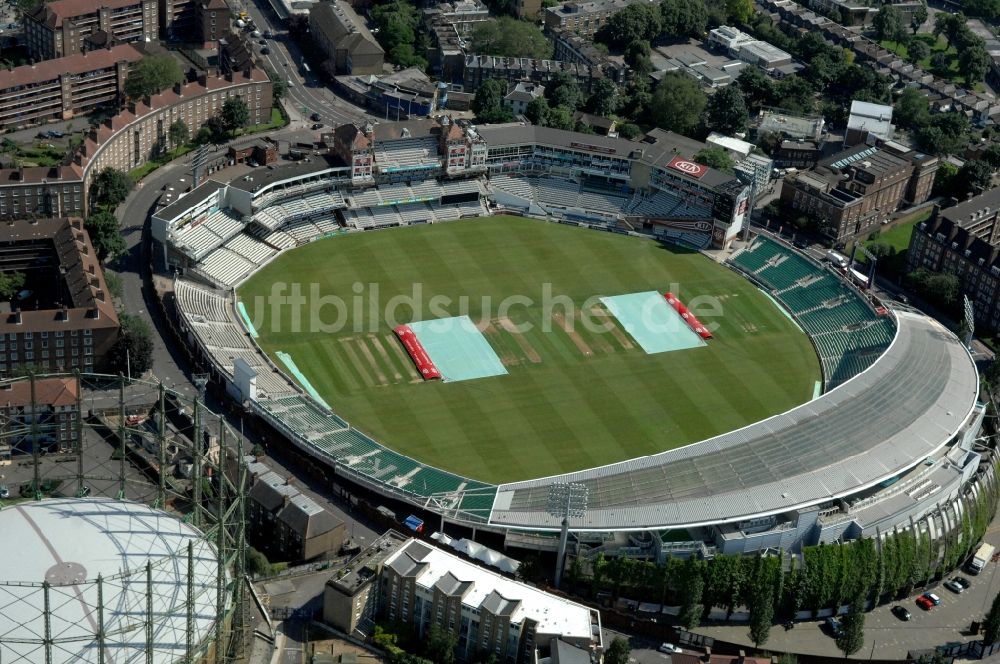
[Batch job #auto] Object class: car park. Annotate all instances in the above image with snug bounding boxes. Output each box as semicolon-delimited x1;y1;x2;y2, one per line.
658;644;681;654
891;605;911;621
944;578;965;594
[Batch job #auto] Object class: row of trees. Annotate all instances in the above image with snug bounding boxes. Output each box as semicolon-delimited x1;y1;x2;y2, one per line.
566;478;997;652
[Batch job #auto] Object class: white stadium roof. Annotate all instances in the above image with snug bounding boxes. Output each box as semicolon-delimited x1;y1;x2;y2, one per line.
489;311;980;530
0;498;223;664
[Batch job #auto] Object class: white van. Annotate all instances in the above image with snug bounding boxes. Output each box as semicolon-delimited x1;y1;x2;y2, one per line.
825;250;849;269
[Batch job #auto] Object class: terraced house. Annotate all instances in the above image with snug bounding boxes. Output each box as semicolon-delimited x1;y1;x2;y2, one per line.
24;0;158;61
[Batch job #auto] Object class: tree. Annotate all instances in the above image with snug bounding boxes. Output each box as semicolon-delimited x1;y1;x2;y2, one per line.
85;210;126;262
596;3;662;48
219;97;250;134
588;77;620;116
987;590;1000;644
725;0;754;24
650;72;706;136
835;600;865;656
471;17;552;59
605;637;630;664
473;79;514;123
545;72;585;111
624;39;651;68
110;313;154;376
963;0;1000;20
91;167;133;209
0;272;25;300
959;43;991;85
678;559;705;630
737;66;775;111
694;147;735;172
543;106;575;130
245;547;272;576
660;0;708;37
705;85;748;135
873;5;906;43
423;624;457;664
525;96;549;125
907;39;930;65
893;87;930;130
911;2;928;33
265;68;287;101
372;0;427;69
123;55;184;100
956;160;994;197
929;52;951;76
748;578;775;646
618;123;642;140
168;119;189;149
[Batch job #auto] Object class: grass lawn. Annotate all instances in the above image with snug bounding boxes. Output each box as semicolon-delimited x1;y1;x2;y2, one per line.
239;216;820;484
857;210;932;263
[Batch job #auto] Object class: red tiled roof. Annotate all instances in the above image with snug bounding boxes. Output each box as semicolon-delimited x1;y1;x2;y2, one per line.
0;44;143;92
0;377;79;409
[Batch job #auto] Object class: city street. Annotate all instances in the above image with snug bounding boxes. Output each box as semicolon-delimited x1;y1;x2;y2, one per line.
235;0;374;128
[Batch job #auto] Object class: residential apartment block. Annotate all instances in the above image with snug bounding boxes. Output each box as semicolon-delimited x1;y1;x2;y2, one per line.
908;187;1000;330
309;1;384;76
196;0;231;47
160;0;197;40
24;0;158;61
0;218;119;379
323;531;603;663
0;376;80;455
0;44;142;130
779;140;938;244
543;0;633;38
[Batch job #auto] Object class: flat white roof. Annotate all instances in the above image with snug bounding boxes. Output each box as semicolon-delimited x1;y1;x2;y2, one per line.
385;539;594;640
0;498;223;664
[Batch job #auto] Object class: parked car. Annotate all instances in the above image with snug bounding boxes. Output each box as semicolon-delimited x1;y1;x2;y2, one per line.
310;112;321;121
0;484;8;499
15;289;32;300
916;595;934;610
824;617;842;636
46;129;63;138
891;605;911;621
793;238;809;249
944;578;965;594
311;123;324;130
955;577;971;590
264;30;273;38
658;644;682;654
923;592;942;606
260;46;270;55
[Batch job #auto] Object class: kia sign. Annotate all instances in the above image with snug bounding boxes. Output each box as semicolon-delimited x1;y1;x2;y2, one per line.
667;156;707;179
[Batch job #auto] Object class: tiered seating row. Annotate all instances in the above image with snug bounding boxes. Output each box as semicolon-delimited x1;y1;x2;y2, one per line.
728;237;897;389
175;210;245;261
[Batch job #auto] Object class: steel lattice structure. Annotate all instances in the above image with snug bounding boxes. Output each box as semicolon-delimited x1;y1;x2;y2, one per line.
0;372;249;664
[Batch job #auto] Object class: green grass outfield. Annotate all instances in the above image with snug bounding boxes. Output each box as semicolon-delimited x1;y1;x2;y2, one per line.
239;216;820;484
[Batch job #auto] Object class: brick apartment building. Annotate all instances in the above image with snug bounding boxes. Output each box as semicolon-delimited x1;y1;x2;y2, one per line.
323;531;603;661
0;376;80;454
908;187;1000;330
779;140;938;244
24;0;158;61
196;0;230;47
0;218;119;379
0;44;142;130
0;69;272;221
309;0;384;76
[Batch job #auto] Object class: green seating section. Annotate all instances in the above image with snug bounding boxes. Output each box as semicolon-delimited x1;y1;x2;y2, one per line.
255;395;497;521
729;237;897;389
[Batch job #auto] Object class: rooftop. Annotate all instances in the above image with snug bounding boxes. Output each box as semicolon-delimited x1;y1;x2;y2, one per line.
0;376;78;409
0;44;143;91
383;537;597;639
29;0;143;27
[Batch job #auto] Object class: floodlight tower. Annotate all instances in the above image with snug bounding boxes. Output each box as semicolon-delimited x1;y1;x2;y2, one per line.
547;482;588;589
